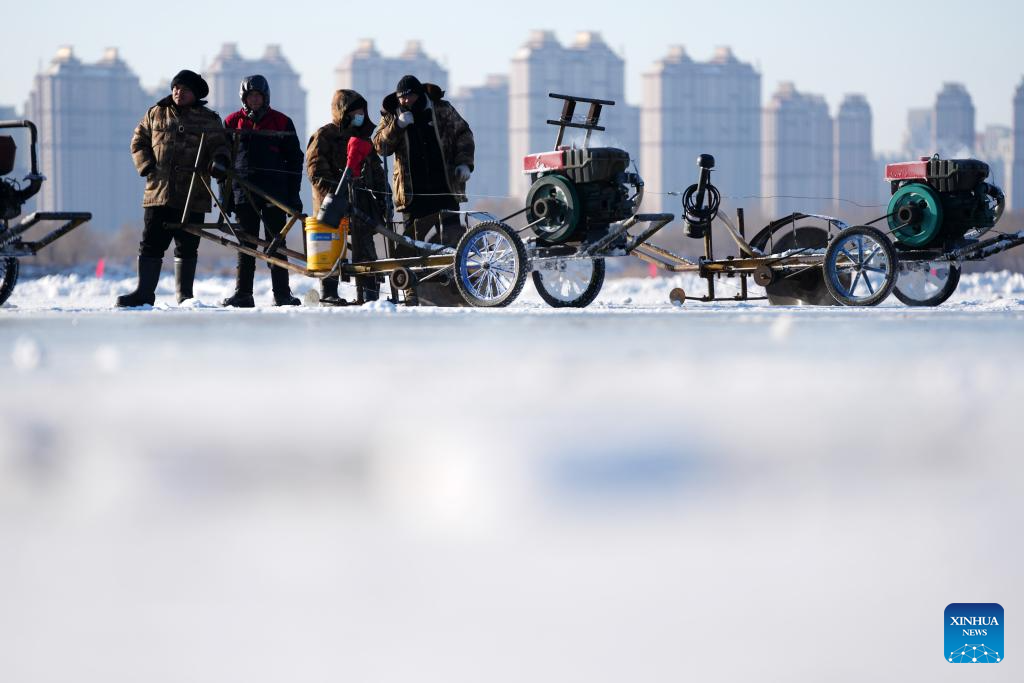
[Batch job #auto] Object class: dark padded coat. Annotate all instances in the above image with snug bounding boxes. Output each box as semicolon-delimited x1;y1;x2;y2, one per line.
306;89;387;219
224;107;303;210
373;83;474;213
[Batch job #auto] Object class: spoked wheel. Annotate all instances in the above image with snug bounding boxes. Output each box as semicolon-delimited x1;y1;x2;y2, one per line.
823;226;897;307
532;257;605;308
893;261;961;307
454;221;528;307
0;257;19;306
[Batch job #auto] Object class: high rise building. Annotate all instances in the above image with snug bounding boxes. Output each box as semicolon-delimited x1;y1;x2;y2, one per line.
449;75;509;202
509;31;638;196
640;46;761;214
206;43;307;137
762;82;833;216
932;82;975;157
976;125;1012;195
903;108;933;158
24;46;151;231
1012;78;1024;212
834;94;876;208
335;39;447;122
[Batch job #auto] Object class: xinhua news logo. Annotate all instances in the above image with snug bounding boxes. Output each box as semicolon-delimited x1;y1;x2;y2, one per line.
945;603;1003;663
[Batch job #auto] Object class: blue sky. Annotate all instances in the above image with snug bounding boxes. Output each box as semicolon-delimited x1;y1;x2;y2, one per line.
4;0;1022;152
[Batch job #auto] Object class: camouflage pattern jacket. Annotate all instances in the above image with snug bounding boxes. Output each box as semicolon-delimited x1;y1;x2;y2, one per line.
130;96;228;211
373;84;475;213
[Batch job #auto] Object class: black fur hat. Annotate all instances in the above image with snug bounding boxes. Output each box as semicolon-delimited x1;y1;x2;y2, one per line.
170;70;209;100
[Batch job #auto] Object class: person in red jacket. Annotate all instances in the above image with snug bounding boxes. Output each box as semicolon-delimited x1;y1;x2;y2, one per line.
221;75;303;307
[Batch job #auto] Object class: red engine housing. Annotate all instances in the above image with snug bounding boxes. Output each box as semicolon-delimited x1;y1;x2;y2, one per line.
884;156;990;194
522;149;568;174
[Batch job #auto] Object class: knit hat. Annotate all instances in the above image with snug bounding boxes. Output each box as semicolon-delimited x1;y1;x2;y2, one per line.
170;70;209;100
395;75;424;98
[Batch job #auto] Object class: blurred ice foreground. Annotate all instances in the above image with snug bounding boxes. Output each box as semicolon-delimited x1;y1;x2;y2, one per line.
1;273;1023;682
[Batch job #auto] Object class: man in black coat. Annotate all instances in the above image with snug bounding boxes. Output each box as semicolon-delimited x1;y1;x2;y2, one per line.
221;75;304;307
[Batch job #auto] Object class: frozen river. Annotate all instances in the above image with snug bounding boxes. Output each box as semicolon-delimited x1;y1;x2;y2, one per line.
2;271;1023;682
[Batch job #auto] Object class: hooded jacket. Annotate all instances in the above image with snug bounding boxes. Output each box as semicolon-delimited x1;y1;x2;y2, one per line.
373;83;475;213
306;89;387;219
130;95;228;211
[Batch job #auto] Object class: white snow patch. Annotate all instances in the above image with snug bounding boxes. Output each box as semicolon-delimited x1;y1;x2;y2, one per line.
4;269;1024;313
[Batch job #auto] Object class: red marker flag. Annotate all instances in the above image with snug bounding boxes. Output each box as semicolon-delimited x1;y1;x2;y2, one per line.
96;258;105;279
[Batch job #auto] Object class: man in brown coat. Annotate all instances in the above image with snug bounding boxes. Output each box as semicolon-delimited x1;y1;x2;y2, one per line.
117;70;228;307
373;75;474;256
307;89;387;304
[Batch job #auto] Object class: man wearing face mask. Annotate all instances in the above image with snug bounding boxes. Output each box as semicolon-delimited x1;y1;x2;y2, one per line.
221;75;304;307
307;89;387;305
373;75;474;258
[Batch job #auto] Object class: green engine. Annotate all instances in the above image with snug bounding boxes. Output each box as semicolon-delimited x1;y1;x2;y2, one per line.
885;156;1005;249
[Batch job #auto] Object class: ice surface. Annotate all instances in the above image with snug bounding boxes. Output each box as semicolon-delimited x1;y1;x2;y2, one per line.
1;271;1022;683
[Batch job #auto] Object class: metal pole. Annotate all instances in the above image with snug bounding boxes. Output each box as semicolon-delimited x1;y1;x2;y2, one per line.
181;132;206;224
738;208;748;301
704;218;715;301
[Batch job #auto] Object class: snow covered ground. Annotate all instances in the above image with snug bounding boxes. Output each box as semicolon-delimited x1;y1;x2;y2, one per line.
2;271;1023;682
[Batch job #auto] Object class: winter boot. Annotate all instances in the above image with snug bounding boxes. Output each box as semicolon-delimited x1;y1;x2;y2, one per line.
355;275;380;304
175;257;197;304
222;253;256;308
270;265;300;306
115;256;162;307
319;276;351;306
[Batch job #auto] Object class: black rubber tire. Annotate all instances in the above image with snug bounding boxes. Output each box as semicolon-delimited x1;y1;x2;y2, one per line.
453;221;528;308
532;258;605;308
823;226;897;307
893;263;961;307
757;226;840;306
0;257;19;307
390;267;415;291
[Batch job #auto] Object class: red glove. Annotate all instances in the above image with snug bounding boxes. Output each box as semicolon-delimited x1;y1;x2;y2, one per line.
346;137;372;178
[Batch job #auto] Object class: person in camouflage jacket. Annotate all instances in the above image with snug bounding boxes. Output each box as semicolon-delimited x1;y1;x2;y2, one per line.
117;70;228;307
373;76;474;239
307;89;387;304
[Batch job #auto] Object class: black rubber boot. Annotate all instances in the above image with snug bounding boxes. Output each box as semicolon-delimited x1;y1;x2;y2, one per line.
175;257;197;304
356;276;380;304
319;276;350;306
270;265;300;306
116;256;162;308
222;254;256;308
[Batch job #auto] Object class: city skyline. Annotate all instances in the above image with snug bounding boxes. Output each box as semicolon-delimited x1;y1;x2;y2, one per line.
4;0;1022;153
12;39;1022;232
8;38;1019;162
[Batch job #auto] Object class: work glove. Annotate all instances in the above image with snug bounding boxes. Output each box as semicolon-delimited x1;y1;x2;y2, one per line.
209;155;230;180
396;111;414;129
455;164;471;183
346;137;373;178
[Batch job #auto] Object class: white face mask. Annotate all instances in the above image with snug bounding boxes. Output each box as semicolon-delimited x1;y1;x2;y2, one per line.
351;114;365;128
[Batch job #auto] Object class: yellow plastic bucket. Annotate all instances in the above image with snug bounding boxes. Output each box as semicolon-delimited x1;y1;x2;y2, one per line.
304;216;348;272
